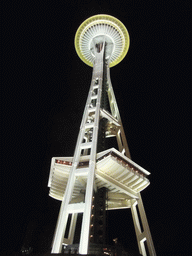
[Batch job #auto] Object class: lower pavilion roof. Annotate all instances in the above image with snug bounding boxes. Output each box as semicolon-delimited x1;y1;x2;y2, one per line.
48;148;150;210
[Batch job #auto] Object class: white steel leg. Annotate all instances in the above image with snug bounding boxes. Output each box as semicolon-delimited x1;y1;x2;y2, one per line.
131;194;156;256
137;193;156;256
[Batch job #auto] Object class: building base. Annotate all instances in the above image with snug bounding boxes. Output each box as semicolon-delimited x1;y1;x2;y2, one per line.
62;243;142;256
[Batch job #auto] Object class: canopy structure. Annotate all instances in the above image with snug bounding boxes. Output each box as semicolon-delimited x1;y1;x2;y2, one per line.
48;148;150;209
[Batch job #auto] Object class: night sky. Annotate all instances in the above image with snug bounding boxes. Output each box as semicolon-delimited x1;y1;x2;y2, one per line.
1;1;190;255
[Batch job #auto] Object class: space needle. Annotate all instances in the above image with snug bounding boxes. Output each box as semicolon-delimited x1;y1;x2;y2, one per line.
48;14;156;256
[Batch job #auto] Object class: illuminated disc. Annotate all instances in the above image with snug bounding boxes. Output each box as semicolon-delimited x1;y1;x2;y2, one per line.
75;14;130;67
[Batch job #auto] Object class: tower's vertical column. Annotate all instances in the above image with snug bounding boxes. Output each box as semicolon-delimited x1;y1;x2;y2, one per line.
79;41;105;255
51;39;106;254
51;41;105;253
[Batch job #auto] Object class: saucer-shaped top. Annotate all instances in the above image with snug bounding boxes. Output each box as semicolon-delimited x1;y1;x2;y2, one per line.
75;14;130;67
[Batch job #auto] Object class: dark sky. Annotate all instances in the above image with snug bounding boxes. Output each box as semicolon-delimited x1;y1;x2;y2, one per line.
1;1;191;255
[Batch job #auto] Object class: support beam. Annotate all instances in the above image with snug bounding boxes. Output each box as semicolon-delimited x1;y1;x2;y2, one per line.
67;203;85;213
137;193;156;256
131;195;156;256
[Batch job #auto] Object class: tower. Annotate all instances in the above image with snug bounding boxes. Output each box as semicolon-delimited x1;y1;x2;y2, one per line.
48;15;156;256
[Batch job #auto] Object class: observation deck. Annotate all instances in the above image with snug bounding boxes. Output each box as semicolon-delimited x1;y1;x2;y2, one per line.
48;148;150;210
75;14;130;67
